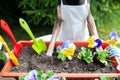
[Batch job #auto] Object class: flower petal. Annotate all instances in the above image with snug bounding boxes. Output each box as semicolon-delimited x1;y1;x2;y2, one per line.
106;40;118;46
61;40;73;49
94;39;102;48
87;37;95;48
109;31;118;40
24;70;38;80
47;74;61;80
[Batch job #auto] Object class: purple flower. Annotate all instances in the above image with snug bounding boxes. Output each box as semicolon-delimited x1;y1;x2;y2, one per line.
61;40;73;49
94;39;102;48
109;31;118;40
24;70;38;80
47;74;61;80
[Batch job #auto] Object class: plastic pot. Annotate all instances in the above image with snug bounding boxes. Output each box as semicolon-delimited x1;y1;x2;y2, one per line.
1;40;120;80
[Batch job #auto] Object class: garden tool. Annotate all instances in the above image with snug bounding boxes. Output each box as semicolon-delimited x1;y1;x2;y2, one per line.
0;35;19;66
0;19;22;58
19;18;47;54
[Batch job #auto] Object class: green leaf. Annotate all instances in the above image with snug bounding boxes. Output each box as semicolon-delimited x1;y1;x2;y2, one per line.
100;75;107;80
19;74;27;80
56;46;61;53
96;49;108;65
37;70;47;80
57;53;67;61
47;70;54;78
38;74;47;80
37;70;44;76
78;47;93;63
84;57;93;63
100;75;112;80
61;77;66;80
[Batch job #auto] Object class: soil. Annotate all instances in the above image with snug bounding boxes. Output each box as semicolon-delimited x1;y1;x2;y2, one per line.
10;46;116;73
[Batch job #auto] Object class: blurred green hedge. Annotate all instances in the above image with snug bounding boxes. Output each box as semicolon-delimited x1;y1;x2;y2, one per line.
0;0;120;28
18;0;120;28
91;0;120;28
18;0;57;27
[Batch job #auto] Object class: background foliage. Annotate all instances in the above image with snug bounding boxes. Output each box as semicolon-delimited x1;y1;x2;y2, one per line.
0;0;120;48
18;0;120;28
18;0;57;26
91;0;120;27
17;0;120;40
91;0;120;40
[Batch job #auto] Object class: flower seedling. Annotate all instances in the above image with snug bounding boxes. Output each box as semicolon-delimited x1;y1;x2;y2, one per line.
56;40;76;61
106;31;119;46
19;70;66;80
77;47;93;63
95;48;109;65
77;36;103;64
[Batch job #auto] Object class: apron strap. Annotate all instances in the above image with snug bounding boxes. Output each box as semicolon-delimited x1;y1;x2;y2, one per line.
85;0;87;5
61;0;63;5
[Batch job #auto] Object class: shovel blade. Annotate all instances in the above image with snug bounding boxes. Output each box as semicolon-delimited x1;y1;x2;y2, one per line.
32;39;47;54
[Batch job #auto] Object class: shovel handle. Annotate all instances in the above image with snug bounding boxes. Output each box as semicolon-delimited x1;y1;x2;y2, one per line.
0;35;19;66
0;20;17;46
19;18;37;43
0;35;12;56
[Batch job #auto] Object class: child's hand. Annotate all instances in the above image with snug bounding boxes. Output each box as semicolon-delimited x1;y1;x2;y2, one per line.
46;43;54;56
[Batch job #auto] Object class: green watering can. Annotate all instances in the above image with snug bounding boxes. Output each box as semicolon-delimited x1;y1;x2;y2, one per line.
19;18;47;54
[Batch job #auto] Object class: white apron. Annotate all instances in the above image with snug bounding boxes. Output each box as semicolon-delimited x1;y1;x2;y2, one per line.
57;0;89;41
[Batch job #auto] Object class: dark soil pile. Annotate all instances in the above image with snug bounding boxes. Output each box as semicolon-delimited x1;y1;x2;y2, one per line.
10;46;116;73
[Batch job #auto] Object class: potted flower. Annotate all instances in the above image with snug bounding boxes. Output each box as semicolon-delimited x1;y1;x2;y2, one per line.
1;40;120;80
19;70;66;80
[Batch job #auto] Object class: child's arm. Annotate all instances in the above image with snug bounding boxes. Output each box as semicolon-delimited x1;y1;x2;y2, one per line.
86;0;99;38
46;5;62;56
87;12;99;38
